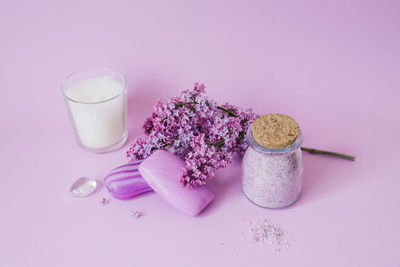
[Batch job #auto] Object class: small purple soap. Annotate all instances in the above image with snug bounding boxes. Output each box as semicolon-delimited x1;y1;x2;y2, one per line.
139;150;215;216
104;160;153;199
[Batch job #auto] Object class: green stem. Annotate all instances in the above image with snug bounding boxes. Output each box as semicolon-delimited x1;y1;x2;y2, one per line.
212;140;225;147
159;141;173;149
177;101;238;118
216;106;238;117
176;101;198;107
301;147;355;161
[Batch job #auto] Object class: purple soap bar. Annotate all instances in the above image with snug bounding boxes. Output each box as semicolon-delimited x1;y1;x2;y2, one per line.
104;160;153;199
139;150;214;216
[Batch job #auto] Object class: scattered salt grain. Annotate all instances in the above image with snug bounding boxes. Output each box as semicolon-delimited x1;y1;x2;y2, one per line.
248;219;291;251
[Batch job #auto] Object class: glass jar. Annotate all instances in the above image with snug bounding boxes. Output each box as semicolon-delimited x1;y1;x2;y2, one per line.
242;127;303;208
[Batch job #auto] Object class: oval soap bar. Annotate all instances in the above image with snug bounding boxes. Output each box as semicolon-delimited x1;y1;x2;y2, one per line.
139;150;215;216
104;160;153;199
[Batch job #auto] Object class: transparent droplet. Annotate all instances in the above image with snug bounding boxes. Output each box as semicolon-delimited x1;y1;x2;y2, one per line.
70;177;97;197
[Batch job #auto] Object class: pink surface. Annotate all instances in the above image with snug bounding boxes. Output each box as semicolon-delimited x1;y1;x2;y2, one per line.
0;0;399;266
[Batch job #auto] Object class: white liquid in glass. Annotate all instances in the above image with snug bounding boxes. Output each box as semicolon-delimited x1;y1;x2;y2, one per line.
65;77;126;149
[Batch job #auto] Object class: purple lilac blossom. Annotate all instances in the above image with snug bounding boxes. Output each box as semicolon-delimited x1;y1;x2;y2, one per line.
127;83;257;188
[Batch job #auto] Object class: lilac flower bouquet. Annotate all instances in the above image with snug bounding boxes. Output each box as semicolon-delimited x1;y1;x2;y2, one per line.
127;83;257;188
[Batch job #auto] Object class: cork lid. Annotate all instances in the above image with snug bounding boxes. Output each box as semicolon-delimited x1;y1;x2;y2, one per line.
251;113;300;149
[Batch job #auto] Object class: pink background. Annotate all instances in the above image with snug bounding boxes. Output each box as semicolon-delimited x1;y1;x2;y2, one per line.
1;0;400;266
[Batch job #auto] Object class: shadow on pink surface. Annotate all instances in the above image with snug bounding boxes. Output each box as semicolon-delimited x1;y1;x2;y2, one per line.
200;156;243;216
126;78;174;145
296;153;354;206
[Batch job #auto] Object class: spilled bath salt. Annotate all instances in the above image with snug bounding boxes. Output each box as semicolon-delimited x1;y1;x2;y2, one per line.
246;219;291;251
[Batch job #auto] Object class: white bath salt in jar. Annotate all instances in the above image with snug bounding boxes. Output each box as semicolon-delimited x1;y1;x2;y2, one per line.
242;114;303;208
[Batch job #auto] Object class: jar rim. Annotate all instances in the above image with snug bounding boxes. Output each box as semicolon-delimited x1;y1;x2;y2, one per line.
246;126;303;154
